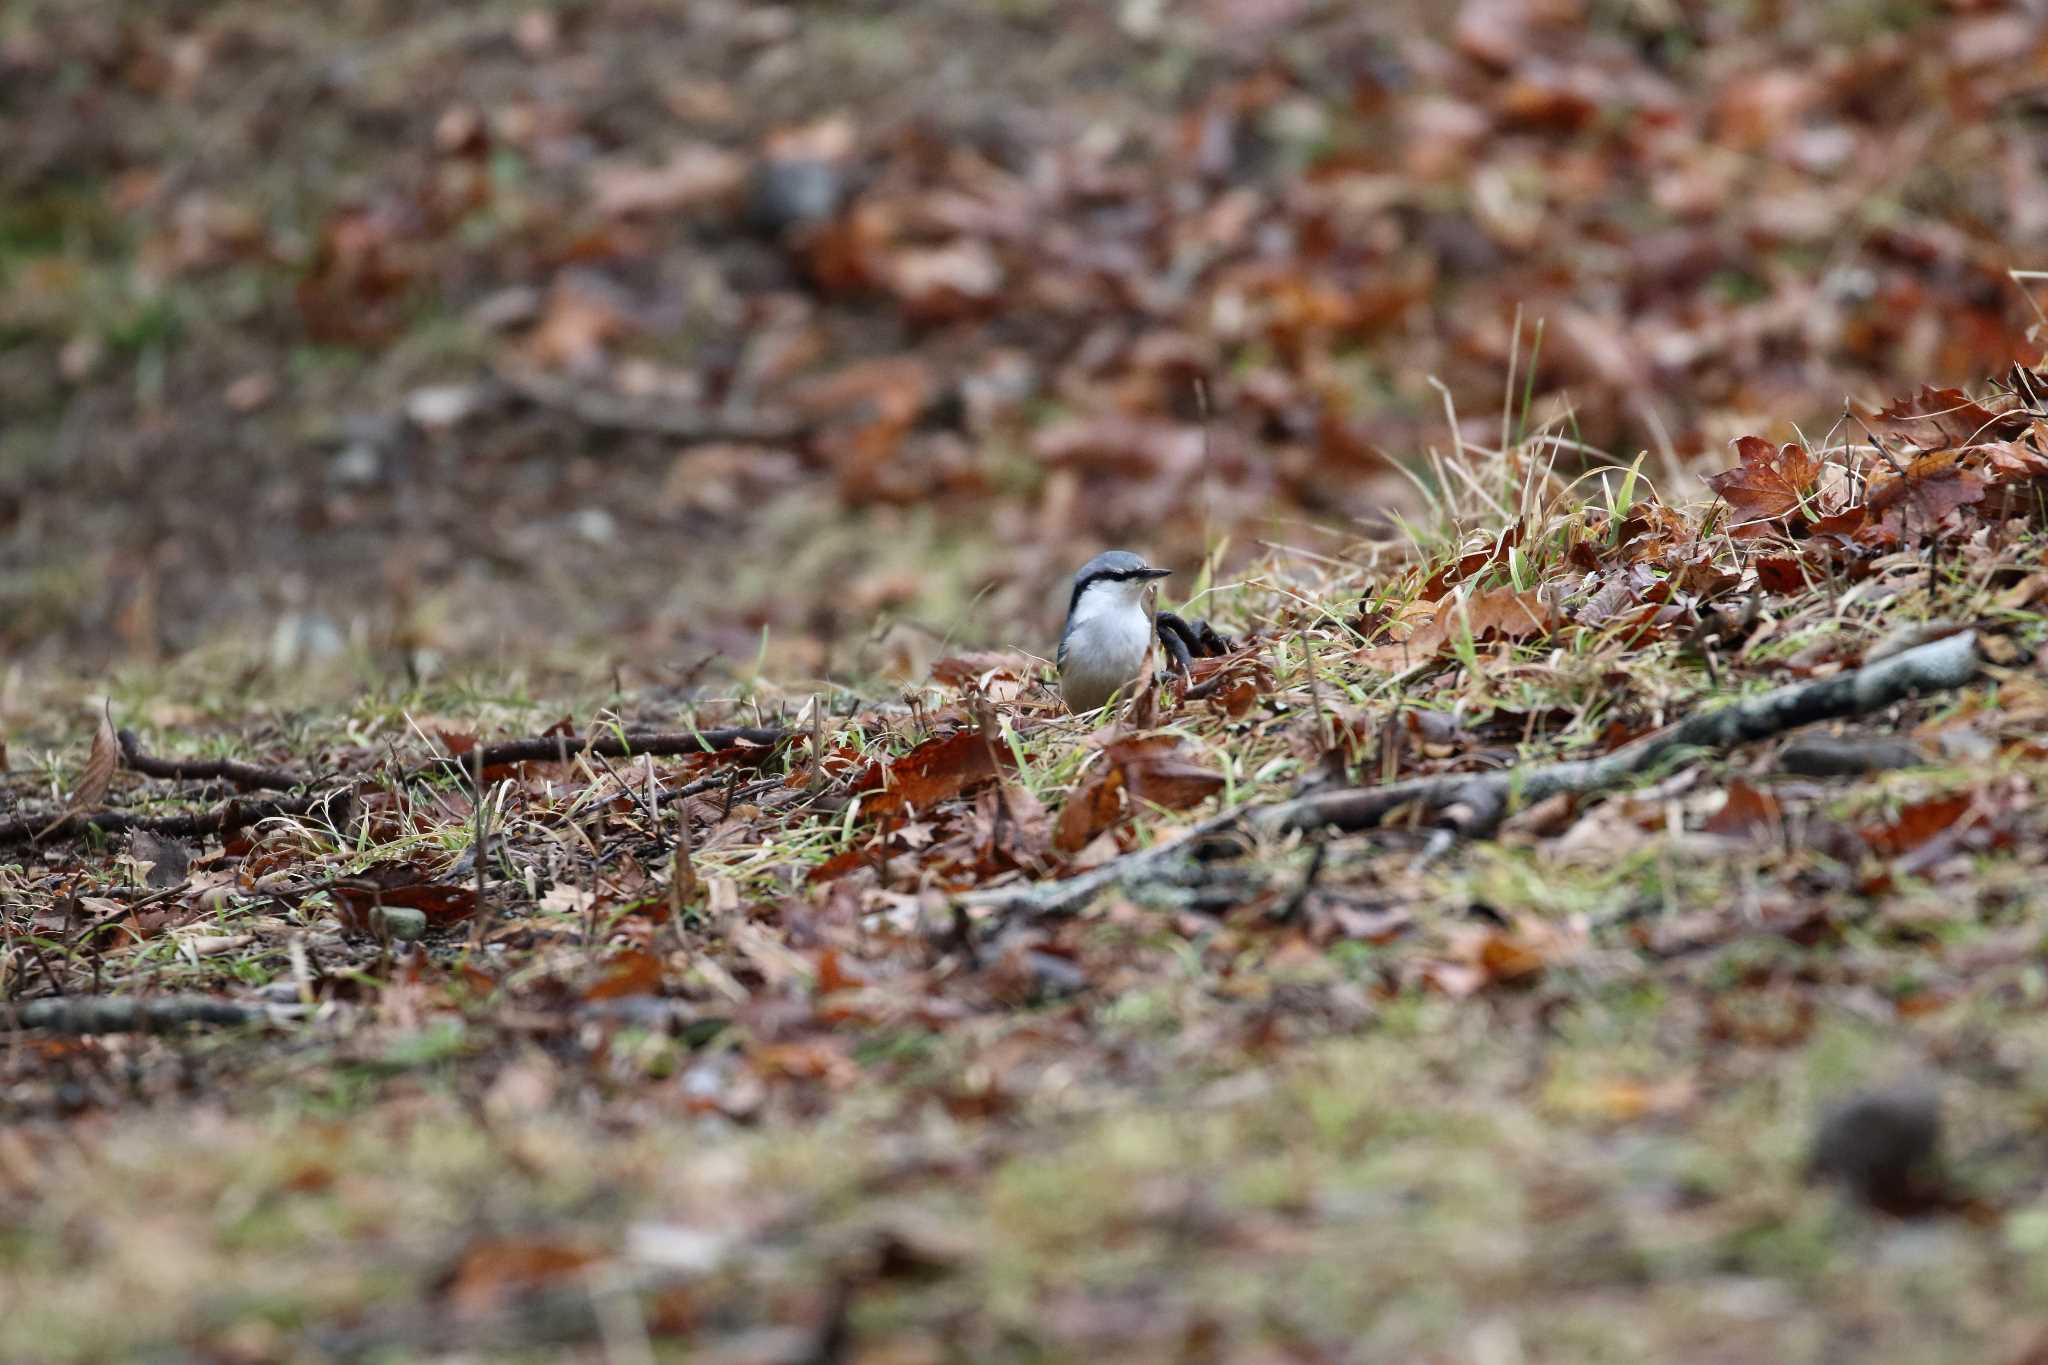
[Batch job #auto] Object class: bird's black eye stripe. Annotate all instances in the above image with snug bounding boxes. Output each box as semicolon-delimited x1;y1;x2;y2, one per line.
1066;567;1160;616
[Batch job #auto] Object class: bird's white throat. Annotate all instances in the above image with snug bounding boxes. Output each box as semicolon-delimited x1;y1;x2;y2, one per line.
1059;579;1156;710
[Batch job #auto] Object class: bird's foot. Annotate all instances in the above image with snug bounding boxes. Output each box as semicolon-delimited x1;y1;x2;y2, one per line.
1156;611;1235;684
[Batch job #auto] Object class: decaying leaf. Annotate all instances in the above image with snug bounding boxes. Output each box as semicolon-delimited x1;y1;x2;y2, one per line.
856;729;1014;820
439;1237;603;1318
1053;735;1223;853
70;706;120;814
1705;436;1822;524
328;862;481;932
1861;793;1974;857
1873;385;2027;445
1702;780;1782;839
124;829;194;890
586;948;665;1001
1357;584;1557;668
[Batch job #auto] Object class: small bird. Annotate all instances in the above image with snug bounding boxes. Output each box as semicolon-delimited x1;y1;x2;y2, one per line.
1057;550;1172;713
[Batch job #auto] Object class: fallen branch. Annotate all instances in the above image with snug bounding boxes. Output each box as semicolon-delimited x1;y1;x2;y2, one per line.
4;995;296;1034
1262;628;1986;839
495;363;808;445
119;729;309;792
0;793;340;848
970;630;1989;921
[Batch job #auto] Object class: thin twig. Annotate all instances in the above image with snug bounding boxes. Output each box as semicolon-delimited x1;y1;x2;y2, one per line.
118;731;308;792
469;751;491;944
0;794;338;848
495;362;808;444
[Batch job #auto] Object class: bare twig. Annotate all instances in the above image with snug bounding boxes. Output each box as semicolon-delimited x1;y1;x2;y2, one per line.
470;750;491;940
118;730;308;792
69;880;193;946
0;793;340;848
495;363;807;444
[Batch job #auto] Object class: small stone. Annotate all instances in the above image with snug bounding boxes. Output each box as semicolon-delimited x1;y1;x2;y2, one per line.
329;442;384;487
224;372;274;412
570;507;617;545
1807;1083;1944;1212
372;906;427;941
468;285;542;332
405;383;487;430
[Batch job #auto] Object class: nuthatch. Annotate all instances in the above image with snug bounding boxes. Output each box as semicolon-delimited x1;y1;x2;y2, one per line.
1056;550;1172;713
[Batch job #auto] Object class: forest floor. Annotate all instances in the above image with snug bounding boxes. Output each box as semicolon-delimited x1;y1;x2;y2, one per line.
11;3;2048;1362
10;380;2048;1362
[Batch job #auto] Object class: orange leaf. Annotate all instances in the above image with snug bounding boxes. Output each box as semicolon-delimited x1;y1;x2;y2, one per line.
1053;736;1223;854
1477;932;1547;985
1459;585;1556;642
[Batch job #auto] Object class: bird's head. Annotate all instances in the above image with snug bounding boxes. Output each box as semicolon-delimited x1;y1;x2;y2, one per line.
1065;550;1171;620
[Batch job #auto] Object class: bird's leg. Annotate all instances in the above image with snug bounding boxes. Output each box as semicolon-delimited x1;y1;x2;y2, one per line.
1156;612;1239;703
1157;614;1199;680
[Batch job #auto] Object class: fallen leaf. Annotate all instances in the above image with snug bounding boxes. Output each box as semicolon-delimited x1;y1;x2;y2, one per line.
328;862;480;931
856;729;1013;820
1873;384;2026;445
1703;780;1782;838
521;277;633;373
586;948;664;1001
68;706;119;814
1548;1074;1696;1124
1753;556;1815;594
125;829;194;889
589;143;747;218
1109;735;1226;812
1865;452;1985;535
1054;762;1126;854
1054;736;1223;853
1861;793;1973;857
1705;437;1822;523
440;1237;603;1317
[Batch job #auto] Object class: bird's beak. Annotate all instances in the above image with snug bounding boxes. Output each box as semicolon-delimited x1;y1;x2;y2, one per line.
1141;568;1173;580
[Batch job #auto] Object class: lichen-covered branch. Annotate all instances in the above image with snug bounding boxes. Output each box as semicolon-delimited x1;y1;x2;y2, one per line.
971;630;1988;921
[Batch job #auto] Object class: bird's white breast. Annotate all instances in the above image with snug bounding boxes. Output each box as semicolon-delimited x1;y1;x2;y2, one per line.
1059;589;1154;711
